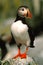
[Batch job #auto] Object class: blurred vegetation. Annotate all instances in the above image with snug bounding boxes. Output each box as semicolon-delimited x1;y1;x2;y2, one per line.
0;0;43;35
0;0;33;19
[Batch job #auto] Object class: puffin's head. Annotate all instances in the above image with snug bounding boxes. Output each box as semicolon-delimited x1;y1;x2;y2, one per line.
17;6;32;19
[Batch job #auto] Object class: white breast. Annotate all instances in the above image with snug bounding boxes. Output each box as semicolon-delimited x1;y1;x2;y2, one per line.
11;20;30;46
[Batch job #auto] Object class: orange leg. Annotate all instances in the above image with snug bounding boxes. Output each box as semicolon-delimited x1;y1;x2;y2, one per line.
13;48;20;59
20;47;28;59
13;47;28;59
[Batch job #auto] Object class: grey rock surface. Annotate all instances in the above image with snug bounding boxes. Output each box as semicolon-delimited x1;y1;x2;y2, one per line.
2;56;37;65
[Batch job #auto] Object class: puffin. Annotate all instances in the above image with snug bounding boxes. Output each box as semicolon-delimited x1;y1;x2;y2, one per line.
11;6;35;59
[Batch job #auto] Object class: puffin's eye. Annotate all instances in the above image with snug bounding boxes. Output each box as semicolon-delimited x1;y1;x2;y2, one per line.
22;8;24;11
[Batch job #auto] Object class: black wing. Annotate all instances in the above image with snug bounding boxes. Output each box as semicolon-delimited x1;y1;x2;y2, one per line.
28;25;35;48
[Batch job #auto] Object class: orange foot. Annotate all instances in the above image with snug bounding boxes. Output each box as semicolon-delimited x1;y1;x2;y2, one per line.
13;49;20;59
13;53;19;59
20;47;28;59
13;47;28;59
20;53;26;59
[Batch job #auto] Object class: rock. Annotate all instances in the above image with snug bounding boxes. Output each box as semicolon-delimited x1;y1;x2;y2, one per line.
2;56;38;65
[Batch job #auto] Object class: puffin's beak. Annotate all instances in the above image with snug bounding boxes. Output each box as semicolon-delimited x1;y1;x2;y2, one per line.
26;9;32;19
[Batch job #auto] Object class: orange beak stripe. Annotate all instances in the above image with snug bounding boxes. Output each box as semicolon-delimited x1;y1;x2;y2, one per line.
27;10;32;19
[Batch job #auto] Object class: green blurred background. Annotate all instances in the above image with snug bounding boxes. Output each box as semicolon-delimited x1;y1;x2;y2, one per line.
0;0;43;35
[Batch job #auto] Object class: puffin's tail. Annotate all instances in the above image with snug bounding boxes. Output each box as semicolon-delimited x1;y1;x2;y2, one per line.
29;41;35;48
